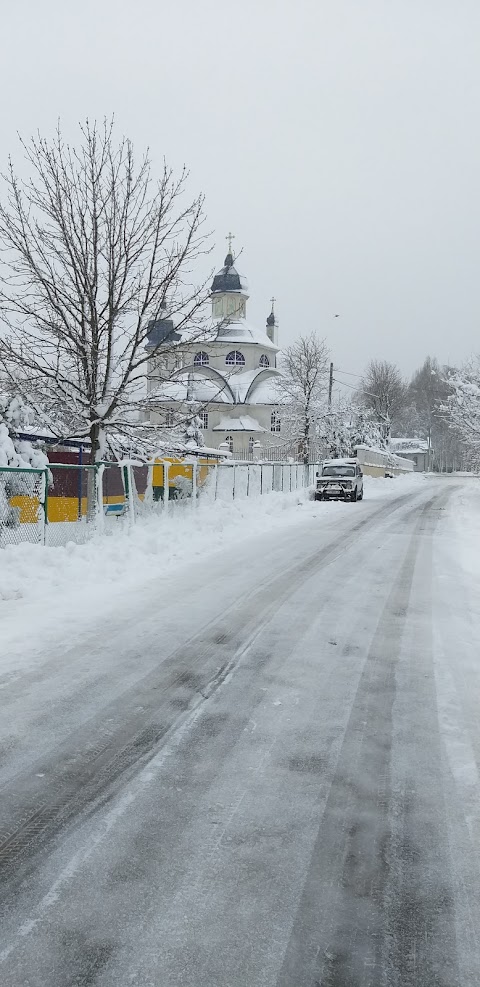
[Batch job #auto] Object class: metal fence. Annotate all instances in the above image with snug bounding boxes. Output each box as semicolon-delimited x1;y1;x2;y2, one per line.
0;460;319;549
0;465;47;548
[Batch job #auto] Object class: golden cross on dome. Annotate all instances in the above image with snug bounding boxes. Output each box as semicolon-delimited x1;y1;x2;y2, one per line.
270;296;276;311
226;231;235;254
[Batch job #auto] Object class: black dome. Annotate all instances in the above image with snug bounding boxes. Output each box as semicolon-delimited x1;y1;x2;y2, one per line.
211;253;246;293
266;309;275;327
145;311;180;350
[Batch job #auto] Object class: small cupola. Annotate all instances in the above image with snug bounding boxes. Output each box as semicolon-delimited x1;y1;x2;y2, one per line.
266;297;278;345
145;301;180;350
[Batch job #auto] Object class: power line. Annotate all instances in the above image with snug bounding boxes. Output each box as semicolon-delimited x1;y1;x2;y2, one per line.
333;369;364;379
332;377;358;391
333;378;383;402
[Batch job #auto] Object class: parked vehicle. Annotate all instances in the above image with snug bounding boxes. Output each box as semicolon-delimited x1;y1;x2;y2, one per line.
315;458;364;502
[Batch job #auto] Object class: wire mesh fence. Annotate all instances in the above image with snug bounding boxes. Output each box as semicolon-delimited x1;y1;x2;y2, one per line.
43;463;99;546
0;466;46;548
0;460;319;549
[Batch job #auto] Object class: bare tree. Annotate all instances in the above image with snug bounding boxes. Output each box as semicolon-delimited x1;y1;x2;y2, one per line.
0;119;214;463
359;360;407;439
276;333;330;463
406;356;454;450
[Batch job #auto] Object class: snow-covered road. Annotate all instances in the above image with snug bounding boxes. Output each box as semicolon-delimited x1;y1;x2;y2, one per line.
1;475;480;986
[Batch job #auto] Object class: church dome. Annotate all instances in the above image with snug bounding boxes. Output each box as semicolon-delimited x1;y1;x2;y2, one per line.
211;252;248;294
145;302;181;350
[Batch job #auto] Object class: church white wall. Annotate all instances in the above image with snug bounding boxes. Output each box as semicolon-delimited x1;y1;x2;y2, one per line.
148;340;275;385
203;403;281;455
150;400;281;456
198;342;274;374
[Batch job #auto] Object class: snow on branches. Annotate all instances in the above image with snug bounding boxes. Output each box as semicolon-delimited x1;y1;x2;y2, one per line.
0;391;49;470
275;333;330;462
318;403;387;459
0;119;215;463
444;360;480;458
0;391;49;528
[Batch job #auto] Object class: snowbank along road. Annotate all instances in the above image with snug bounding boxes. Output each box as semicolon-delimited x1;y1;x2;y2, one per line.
1;475;480;986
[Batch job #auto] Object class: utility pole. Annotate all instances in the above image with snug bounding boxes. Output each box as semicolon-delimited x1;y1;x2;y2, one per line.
328;362;334;407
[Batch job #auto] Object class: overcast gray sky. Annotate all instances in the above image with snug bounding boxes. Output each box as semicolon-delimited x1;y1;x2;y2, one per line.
2;0;479;383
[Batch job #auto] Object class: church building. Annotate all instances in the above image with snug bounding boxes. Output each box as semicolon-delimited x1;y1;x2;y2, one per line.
146;243;285;457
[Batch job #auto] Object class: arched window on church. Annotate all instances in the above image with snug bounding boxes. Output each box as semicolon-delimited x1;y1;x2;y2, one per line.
194;351;209;366
225;435;234;452
259;354;270;368
270;411;281;433
248;436;254;453
225;351;245;367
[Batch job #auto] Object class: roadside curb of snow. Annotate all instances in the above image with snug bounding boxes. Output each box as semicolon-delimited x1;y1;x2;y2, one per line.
0;473;431;667
0;473;426;608
0;488;313;604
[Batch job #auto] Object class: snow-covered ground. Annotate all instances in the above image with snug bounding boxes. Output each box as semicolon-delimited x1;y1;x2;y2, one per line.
2;473;480;987
0;473;424;667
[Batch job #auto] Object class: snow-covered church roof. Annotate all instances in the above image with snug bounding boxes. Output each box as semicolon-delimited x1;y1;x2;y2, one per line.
159;372;234;404
213;415;267;433
215;318;278;351
162;366;283;407
244;373;281;405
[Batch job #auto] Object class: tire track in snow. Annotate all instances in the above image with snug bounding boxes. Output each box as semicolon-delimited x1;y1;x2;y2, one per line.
0;490;425;900
0;488;415;985
275;488;460;987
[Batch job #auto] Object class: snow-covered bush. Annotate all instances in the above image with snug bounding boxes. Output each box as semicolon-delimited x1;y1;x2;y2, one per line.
183;408;205;450
0;393;50;528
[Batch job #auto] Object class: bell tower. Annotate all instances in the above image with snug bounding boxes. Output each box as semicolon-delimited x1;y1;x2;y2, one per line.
210;234;249;322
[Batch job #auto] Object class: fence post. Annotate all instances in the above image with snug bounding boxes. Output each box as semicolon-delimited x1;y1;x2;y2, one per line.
122;463;129;513
232;464;236;500
129;463;136;526
41;468;48;546
260;464;263;496
246;464;250;498
122;463;135;527
95;464;105;533
163;461;169;512
192;460;197;509
77;444;83;519
144;463;154;508
214;463;219;501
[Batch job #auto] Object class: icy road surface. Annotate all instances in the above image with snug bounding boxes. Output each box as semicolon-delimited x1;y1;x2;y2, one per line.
1;476;480;986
